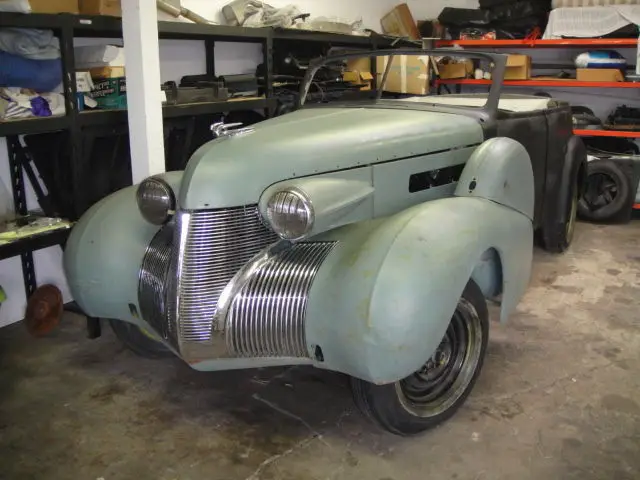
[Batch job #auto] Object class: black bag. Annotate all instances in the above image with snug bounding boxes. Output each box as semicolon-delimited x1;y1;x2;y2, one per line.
438;1;551;39
479;0;551;9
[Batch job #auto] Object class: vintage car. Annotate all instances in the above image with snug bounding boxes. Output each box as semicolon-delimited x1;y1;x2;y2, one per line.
64;50;586;436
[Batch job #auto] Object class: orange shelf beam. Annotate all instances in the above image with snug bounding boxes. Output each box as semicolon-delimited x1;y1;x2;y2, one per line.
436;38;639;48
574;129;640;138
436;78;640;88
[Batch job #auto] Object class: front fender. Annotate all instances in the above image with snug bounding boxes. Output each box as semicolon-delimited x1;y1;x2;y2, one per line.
305;197;532;384
63;172;183;326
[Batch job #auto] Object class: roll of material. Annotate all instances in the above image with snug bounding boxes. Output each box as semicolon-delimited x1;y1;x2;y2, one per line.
575;50;627;69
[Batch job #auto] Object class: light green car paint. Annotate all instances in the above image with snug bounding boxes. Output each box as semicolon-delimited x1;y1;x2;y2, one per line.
181;107;483;209
64;104;534;384
64;171;183;327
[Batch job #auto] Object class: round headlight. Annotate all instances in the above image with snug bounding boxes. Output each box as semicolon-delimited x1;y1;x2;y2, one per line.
136;176;175;225
265;189;314;240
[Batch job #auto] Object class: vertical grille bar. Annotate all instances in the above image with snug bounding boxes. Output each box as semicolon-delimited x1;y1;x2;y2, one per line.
226;242;337;358
170;206;278;345
138;224;174;341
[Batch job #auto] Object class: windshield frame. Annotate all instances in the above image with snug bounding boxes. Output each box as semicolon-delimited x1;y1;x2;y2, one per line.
298;48;508;120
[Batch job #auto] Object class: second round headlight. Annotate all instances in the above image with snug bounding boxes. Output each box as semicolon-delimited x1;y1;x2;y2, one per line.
136;176;175;225
265;189;314;240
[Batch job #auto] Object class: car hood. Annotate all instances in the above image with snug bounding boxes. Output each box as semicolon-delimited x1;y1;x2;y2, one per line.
180;106;483;209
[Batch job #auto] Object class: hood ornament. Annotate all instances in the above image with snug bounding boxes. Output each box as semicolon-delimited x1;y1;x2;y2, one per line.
211;121;255;138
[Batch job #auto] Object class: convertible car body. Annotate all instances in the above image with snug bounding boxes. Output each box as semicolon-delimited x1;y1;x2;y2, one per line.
64;50;586;435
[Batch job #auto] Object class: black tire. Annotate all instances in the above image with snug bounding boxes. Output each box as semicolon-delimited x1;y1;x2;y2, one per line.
578;159;631;222
109;319;172;359
542;173;579;254
350;279;489;436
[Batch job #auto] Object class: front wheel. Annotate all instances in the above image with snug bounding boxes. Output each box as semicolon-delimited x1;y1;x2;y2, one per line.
351;280;489;436
109;319;173;359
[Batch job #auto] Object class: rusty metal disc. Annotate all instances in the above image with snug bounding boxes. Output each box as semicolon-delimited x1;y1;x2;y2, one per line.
24;284;63;337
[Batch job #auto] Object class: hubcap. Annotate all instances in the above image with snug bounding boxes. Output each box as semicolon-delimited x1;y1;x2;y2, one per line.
581;172;618;213
396;298;483;418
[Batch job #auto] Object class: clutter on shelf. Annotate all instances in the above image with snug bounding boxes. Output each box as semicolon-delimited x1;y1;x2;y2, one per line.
0;215;71;245
0;12;67;121
438;1;552;40
607;105;640;131
0;87;64;120
574;50;628;82
221;0;367;36
73;44;126;110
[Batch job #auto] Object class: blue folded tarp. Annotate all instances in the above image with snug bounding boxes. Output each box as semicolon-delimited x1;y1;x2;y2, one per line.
0;50;62;92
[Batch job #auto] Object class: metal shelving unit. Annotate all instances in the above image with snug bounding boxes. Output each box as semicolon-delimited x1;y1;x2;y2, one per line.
0;12;397;296
435;37;640;139
573;129;640;138
436;78;640;88
436;38;639;48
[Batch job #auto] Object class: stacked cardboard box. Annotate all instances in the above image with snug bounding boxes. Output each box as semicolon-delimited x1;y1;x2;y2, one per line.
29;0;79;13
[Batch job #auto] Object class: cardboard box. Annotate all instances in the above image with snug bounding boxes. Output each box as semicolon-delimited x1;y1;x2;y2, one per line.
87;66;125;79
80;0;121;17
438;60;474;80
377;55;430;95
381;3;421;40
29;0;79;14
344;58;375;90
576;68;624;82
89;77;126;109
504;54;531;80
343;71;374;90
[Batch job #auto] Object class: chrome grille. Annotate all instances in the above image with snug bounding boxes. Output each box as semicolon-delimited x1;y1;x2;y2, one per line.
138;224;174;340
170;206;278;345
226;242;337;358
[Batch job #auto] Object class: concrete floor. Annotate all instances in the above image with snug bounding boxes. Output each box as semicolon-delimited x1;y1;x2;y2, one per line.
1;222;639;480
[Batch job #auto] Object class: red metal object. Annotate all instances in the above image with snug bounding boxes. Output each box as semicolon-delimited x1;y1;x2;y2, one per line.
436;78;640;88
436;38;639;48
574;129;640;138
634;204;640;210
24;284;63;337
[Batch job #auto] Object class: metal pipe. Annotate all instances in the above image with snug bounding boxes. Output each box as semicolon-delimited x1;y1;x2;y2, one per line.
156;0;214;25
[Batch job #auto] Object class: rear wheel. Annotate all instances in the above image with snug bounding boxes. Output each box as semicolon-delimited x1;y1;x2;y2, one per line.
542;175;579;253
351;280;489;436
109;319;172;359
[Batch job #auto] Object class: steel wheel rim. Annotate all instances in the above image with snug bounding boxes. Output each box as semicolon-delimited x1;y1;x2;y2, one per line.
396;298;483;418
581;172;618;212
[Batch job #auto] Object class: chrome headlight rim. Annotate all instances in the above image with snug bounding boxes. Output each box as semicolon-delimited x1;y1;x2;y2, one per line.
265;187;315;241
136;176;176;226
